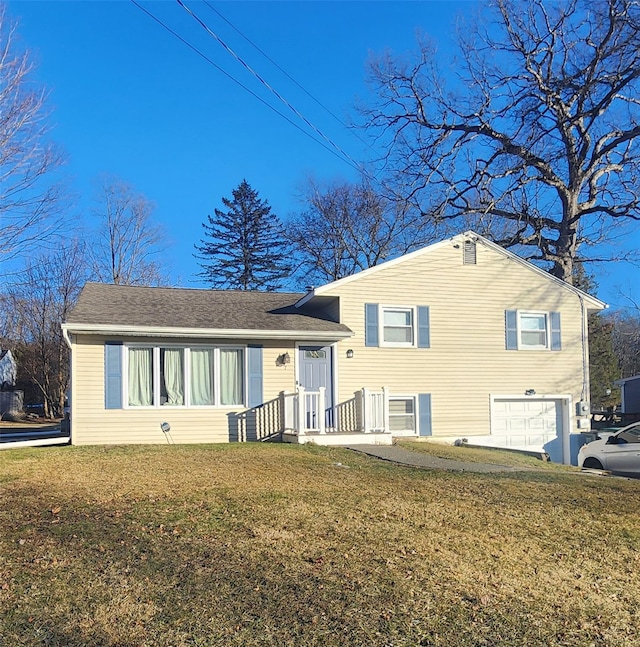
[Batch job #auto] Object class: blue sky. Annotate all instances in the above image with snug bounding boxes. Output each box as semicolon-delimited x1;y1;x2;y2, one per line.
6;0;639;309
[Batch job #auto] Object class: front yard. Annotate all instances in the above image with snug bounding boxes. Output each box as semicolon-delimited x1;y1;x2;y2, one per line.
1;442;638;646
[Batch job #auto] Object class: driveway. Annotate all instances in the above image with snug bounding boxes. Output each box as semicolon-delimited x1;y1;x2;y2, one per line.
345;444;534;473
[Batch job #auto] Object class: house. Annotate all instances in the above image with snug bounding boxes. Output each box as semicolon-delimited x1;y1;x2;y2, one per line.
61;232;607;464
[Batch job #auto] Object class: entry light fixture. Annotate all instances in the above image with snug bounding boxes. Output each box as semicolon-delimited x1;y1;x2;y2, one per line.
524;389;536;396
277;352;291;366
346;349;354;359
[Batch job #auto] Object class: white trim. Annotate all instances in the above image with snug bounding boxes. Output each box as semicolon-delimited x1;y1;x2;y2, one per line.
516;310;550;351
123;342;246;410
62;323;353;341
295;341;337;427
388;394;418;436
294;231;608;311
379;305;417;348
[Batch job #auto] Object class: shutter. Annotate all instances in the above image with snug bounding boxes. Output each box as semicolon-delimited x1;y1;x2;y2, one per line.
550;312;561;351
365;303;379;347
505;310;518;350
417;306;430;348
418;393;432;436
104;342;123;409
247;345;264;408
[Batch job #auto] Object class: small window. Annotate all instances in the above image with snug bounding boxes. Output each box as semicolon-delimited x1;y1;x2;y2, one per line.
519;313;548;349
382;307;414;346
388;397;416;432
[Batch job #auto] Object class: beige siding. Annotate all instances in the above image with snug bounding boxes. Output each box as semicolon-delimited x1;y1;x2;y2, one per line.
326;240;587;438
69;335;296;445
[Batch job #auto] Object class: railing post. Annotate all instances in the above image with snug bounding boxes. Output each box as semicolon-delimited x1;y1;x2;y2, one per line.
362;387;370;433
382;386;390;434
297;386;306;436
318;386;326;434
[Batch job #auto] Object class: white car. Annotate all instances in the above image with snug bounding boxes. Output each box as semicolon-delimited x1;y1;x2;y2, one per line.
578;422;640;475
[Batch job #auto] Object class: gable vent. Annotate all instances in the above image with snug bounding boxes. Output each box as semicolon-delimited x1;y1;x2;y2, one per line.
463;239;477;265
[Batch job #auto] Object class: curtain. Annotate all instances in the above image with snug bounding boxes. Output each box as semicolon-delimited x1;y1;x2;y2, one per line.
220;349;243;405
163;348;184;405
190;348;214;406
128;347;152;406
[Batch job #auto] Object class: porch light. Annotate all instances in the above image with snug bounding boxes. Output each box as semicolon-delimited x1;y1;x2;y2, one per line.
525;389;536;396
346;349;354;359
277;352;291;366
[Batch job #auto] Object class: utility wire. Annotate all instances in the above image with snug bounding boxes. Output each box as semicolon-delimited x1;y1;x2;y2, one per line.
130;0;362;173
202;0;373;152
175;0;376;182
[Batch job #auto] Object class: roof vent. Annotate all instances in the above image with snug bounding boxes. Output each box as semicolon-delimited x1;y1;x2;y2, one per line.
463;240;477;265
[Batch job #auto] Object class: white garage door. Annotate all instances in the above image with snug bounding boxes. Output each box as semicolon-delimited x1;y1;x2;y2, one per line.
490;398;563;453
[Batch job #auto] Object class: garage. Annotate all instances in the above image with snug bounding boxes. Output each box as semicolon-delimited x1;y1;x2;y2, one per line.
487;396;568;463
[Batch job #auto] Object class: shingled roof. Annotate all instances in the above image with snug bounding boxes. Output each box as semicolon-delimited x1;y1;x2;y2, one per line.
63;283;352;340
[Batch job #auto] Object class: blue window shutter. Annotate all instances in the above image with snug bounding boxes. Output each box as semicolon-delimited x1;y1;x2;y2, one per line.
365;303;379;347
247;345;263;408
505;310;518;350
417;306;430;348
104;342;123;409
550;312;561;351
418;393;432;436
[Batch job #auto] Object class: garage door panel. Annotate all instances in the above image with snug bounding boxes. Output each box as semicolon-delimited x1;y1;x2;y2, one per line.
492;398;562;452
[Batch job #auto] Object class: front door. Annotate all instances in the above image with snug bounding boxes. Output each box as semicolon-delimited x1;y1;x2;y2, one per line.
298;345;334;428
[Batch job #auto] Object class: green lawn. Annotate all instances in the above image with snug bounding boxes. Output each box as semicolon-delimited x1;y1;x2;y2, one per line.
1;442;639;646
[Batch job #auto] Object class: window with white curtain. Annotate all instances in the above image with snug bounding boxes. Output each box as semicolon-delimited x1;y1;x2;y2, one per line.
220;348;243;405
190;348;214;406
128;347;153;406
126;345;244;408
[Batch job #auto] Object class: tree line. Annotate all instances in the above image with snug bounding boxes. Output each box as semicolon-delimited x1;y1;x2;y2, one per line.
2;0;640;416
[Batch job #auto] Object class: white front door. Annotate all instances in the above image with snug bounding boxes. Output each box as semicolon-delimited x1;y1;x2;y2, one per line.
298;345;334;428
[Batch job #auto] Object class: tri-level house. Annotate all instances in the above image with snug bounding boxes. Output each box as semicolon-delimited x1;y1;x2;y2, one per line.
62;232;607;464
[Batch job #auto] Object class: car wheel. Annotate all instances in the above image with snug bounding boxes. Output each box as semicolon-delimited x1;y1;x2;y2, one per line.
583;457;604;470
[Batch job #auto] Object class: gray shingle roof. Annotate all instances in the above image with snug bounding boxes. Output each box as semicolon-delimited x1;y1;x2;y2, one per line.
65;283;352;336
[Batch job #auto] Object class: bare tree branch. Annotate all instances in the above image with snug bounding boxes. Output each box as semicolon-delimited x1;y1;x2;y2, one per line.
363;0;640;283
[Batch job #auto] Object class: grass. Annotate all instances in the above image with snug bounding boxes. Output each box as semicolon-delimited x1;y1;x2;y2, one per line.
1;442;639;646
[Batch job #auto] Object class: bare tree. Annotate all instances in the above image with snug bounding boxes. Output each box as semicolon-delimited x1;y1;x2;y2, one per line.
365;0;640;283
4;243;87;417
89;177;167;286
287;178;437;284
0;5;65;263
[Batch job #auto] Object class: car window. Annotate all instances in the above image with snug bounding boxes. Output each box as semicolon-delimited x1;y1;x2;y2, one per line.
618;424;640;444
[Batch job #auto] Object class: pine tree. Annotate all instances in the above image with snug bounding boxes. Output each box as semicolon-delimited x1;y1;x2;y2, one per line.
195;180;292;291
573;265;620;408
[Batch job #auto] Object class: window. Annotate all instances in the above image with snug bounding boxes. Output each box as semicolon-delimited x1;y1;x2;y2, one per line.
506;310;561;351
388;396;416;432
618;425;640;444
126;345;244;408
519;313;548;349
382;307;415;346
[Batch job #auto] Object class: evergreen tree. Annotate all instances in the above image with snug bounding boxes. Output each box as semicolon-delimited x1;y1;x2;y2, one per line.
195;180;292;291
573;265;620;408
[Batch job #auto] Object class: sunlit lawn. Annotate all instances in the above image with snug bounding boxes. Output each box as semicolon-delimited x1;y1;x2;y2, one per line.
1;442;639;646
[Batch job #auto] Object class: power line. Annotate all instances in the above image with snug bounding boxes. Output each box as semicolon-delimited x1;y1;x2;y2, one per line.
202;0;373;152
129;0;363;173
175;0;375;182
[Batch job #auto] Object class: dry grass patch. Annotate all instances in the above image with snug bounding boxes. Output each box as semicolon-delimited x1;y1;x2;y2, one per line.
1;443;639;646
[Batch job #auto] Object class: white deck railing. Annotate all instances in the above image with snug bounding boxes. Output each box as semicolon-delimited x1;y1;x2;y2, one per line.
281;386;389;436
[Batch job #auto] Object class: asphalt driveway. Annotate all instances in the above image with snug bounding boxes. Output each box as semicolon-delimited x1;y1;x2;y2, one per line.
345;444;535;473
